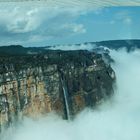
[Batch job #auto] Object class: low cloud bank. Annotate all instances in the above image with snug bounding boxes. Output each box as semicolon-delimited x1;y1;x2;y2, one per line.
1;48;140;140
49;43;95;50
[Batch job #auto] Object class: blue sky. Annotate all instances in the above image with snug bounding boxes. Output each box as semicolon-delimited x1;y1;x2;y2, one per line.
0;3;140;47
69;6;140;43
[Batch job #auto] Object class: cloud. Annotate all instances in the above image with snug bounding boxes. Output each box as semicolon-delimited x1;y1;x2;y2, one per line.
0;1;138;46
62;23;86;34
6;8;40;33
112;10;133;25
49;43;94;50
123;17;132;25
117;10;132;25
0;3;88;46
1;48;140;140
110;20;116;24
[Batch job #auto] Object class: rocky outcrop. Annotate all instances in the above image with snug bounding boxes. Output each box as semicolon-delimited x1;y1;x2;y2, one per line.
0;50;115;132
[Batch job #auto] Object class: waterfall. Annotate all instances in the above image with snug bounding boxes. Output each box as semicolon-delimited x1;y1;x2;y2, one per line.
60;77;71;120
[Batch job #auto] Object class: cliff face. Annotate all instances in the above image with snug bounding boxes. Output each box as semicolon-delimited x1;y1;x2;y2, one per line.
0;50;115;132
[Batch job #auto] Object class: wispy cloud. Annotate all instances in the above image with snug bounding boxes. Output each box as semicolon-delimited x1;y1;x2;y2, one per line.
110;10;133;25
123;17;132;25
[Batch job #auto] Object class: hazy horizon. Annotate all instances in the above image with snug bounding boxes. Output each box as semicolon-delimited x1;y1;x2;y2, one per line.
1;38;140;48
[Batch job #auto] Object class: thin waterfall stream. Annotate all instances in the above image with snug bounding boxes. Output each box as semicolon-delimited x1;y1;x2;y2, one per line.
60;77;71;120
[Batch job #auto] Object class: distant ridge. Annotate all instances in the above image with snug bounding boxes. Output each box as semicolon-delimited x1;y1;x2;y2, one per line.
0;39;140;55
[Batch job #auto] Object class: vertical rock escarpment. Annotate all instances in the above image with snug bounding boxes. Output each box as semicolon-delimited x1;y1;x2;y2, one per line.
0;50;115;131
